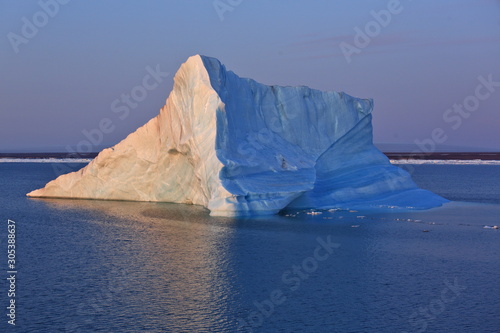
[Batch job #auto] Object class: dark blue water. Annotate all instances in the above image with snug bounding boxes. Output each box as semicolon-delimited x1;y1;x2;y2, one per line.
400;164;500;205
0;163;499;332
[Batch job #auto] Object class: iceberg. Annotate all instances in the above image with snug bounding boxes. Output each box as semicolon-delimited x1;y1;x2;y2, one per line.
28;55;448;216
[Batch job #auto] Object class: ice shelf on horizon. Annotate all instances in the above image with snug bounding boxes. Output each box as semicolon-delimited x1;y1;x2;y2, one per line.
27;55;448;216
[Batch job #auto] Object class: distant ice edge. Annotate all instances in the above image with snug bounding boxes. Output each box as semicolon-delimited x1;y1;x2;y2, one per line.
391;159;500;165
6;158;499;165
27;55;448;216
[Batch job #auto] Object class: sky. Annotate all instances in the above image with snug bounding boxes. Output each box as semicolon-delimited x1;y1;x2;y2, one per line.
1;0;499;153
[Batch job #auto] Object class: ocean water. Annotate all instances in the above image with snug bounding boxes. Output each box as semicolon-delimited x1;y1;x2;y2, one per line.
0;162;499;333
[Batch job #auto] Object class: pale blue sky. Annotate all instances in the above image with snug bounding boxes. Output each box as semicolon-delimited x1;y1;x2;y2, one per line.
1;0;499;152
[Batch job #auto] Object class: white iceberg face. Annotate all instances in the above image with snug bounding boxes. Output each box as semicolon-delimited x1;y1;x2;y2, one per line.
28;55;448;216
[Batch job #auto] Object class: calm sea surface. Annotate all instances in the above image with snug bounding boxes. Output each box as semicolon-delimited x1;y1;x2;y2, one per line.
0;163;499;332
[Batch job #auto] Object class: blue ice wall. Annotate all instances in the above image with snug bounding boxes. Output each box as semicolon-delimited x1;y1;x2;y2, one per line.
202;56;448;214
